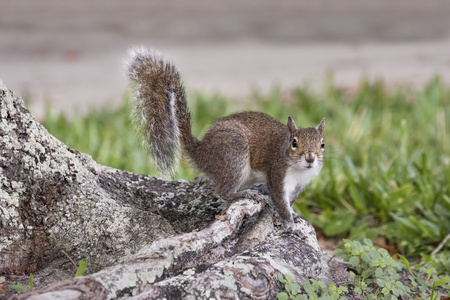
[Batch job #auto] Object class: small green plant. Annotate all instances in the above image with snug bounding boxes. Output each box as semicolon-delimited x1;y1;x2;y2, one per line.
277;274;347;300
398;253;450;299
334;238;408;297
277;274;301;300
420;251;450;278
277;239;449;300
75;260;87;277
9;260;87;293
334;238;450;299
9;274;33;292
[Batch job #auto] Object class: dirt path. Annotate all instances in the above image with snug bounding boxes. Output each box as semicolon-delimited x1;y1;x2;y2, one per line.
1;0;449;118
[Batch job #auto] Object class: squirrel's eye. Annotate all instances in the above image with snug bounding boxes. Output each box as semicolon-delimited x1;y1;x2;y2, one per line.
292;139;298;149
321;140;325;149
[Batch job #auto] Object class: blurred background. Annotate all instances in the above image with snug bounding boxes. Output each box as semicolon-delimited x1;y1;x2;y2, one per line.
1;0;450;119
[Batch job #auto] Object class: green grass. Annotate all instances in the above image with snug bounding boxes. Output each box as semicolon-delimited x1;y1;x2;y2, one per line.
42;78;450;260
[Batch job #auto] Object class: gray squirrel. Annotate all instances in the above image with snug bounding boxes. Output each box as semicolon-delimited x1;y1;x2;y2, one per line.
127;47;325;236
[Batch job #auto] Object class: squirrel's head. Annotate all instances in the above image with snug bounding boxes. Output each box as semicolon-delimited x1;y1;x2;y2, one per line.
287;117;325;169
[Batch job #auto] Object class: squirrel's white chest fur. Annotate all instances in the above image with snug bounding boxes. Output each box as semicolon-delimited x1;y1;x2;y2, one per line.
283;161;321;206
239;158;321;203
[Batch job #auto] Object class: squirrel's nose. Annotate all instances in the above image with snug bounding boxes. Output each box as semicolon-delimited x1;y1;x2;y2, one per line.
305;152;315;164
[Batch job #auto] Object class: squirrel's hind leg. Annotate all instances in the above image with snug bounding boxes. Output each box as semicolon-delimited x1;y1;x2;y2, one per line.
194;125;250;198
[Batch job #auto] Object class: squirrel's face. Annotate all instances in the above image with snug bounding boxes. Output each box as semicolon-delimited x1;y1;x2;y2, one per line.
287;117;325;169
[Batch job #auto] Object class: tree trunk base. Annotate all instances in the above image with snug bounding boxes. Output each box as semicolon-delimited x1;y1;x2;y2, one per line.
0;80;333;299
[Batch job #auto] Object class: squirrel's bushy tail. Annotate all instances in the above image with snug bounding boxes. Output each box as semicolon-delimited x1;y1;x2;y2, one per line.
127;47;197;176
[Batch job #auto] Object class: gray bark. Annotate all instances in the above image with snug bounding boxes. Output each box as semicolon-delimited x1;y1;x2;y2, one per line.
0;80;332;299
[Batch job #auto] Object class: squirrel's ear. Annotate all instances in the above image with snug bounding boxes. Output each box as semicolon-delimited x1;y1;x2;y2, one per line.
287;116;297;132
316;117;325;134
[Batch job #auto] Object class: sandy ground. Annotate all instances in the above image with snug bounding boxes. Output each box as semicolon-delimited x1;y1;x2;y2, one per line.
1;0;450;119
